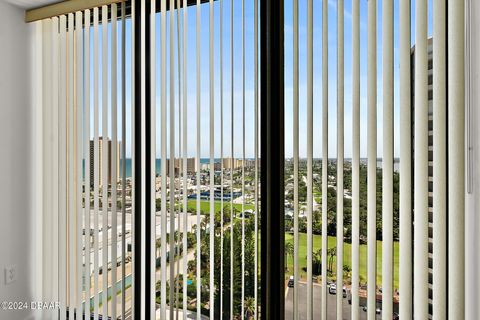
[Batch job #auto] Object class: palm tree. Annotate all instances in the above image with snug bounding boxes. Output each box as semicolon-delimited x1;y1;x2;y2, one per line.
327;247;337;273
285;242;294;271
244;297;256;319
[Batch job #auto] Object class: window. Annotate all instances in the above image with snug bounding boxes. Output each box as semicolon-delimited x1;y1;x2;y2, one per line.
31;0;466;319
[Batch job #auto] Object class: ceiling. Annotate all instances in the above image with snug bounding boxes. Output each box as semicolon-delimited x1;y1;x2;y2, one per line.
1;0;59;9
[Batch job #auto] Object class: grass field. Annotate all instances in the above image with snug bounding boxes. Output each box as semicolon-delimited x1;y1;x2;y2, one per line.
285;233;399;289
185;200;254;214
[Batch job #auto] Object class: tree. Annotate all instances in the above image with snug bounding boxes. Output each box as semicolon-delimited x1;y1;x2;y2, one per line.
298;217;307;233
327;247;337;273
313;210;322;234
285;242;294;271
343;264;352;278
244;297;256;319
297;179;308;202
313;249;322;275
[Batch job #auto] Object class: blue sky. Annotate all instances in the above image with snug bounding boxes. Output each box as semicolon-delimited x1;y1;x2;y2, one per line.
89;0;433;159
283;0;433;159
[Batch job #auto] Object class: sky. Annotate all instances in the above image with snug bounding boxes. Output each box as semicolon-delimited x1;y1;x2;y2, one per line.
88;0;434;159
283;0;433;159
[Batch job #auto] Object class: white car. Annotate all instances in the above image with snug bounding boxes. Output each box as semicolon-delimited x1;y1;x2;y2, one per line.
328;283;337;294
288;276;294;288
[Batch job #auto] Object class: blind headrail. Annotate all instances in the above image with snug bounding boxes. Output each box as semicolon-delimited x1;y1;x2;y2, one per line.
25;0;216;23
26;0;124;22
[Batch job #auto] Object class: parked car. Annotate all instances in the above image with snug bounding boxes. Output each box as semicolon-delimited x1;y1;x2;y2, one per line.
288;276;294;288
361;305;382;315
328;283;337;294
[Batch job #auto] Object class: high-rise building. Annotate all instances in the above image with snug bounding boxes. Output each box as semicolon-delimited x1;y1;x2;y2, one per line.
411;37;434;319
89;138;121;186
165;158;197;175
222;157;241;170
221;158;257;170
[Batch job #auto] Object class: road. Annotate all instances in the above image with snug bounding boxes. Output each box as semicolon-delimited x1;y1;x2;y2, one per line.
284;282;382;320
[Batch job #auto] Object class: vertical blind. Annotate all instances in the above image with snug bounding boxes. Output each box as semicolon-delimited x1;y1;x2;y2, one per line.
137;0;261;318
286;0;465;320
34;0;466;319
35;0;261;319
36;2;133;319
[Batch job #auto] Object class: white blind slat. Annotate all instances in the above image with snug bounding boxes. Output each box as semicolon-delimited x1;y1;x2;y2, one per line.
120;2;127;317
149;0;156;318
292;0;300;312
92;8;100;319
67;12;76;315
51;16;60;317
413;0;429;318
209;0;215;318
111;6;119;319
399;0;412;318
169;0;176;314
382;0;394;318
366;0;377;318
101;6;109;318
321;0;328;318
351;1;360;319
160;0;167;318
83;10;91;319
130;1;136;317
42;19;52;320
306;0;313;318
336;1;344;318
175;1;182;317
447;0;465;318
219;0;225;317
182;0;189;318
140;0;147;316
433;0;447;317
59;14;68;320
195;1;202;318
75;11;84;318
253;0;259;318
229;0;234;318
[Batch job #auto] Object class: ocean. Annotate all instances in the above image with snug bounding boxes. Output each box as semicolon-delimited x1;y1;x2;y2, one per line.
121;158;216;178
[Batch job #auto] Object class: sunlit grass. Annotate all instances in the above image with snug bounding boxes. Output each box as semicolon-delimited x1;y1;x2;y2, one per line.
285;232;399;289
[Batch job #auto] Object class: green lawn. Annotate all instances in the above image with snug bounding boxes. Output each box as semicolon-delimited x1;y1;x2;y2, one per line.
185;200;254;214
285;233;399;289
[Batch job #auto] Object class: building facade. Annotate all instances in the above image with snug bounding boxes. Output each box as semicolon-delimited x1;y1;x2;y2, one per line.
89;138;121;186
411;37;434;318
165;158;196;175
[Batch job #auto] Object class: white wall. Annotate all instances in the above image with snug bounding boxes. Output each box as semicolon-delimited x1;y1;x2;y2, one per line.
0;2;34;320
466;1;480;319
